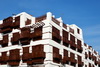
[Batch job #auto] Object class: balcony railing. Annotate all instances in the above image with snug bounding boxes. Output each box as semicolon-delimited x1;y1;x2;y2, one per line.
35;15;46;22
53;53;62;63
52;17;60;25
8;49;20;66
70;53;77;63
2;35;8;47
31;45;45;64
11;32;20;45
0;52;9;64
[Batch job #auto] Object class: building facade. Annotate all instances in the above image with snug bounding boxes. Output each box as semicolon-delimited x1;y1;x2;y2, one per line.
0;12;100;67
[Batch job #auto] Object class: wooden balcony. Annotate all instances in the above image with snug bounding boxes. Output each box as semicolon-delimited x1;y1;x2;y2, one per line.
70;41;76;50
2;35;8;47
77;39;83;52
69;28;74;34
77;55;83;66
31;45;45;64
20;38;30;45
12;16;20;29
53;53;62;63
25;18;31;25
20;28;31;45
0;40;3;45
22;53;32;62
32;58;44;64
9;49;20;61
63;37;69;43
52;32;61;41
32;52;45;59
33;27;42;41
11;32;20;45
52;17;60;25
0;52;9;64
77;44;83;50
2;22;12;29
1;28;12;34
70;53;77;63
8;61;20;66
63;23;67;29
13;21;20;29
62;56;70;64
78;61;83;65
31;52;45;64
35;15;46;22
62;50;69;63
85;52;88;59
52;26;61;43
69;57;77;63
0;19;13;34
89;52;92;59
32;45;44;52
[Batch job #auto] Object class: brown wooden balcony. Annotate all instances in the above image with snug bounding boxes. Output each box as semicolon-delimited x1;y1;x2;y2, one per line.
32;52;45;59
1;28;12;34
63;23;67;29
62;50;69;63
33;31;42;37
94;60;98;65
20;28;31;45
77;39;83;53
52;32;61;40
77;44;83;50
20;38;30;45
70;41;76;47
69;28;74;34
8;61;20;66
70;53;77;63
78;61;83;65
85;52;88;59
0;40;3;45
33;27;42;41
25;18;31;25
77;55;83;66
11;32;20;45
32;45;44;52
52;17;60;25
23;47;29;53
63;37;69;47
31;45;45;64
52;26;61;43
2;22;12;29
13;21;20;29
69;57;77;63
32;58;44;64
1;52;9;64
9;49;20;61
2;35;8;47
89;51;92;59
53;53;62;63
20;27;30;39
3;17;13;23
22;53;32;62
35;15;46;22
9;55;20;62
12;16;20;29
31;52;45;64
62;56;70;64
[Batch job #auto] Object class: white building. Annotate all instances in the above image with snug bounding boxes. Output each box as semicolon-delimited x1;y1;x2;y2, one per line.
0;12;100;67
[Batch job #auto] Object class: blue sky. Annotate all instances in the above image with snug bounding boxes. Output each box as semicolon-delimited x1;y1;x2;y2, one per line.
0;0;100;53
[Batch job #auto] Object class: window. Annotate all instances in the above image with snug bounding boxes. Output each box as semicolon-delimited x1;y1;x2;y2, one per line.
77;28;80;34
